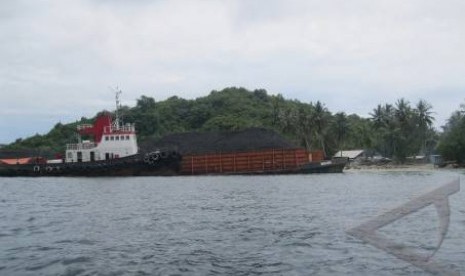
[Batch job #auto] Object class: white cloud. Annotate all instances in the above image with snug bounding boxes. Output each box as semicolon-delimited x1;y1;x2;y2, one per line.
1;0;465;143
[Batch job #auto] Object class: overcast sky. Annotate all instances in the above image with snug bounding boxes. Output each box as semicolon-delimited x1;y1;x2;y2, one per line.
1;0;465;144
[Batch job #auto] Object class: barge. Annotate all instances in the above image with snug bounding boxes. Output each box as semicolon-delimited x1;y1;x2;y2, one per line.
0;94;346;177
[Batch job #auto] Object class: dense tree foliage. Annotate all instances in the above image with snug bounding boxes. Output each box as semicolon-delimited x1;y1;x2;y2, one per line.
437;103;465;163
5;121;89;154
5;87;456;163
369;98;436;162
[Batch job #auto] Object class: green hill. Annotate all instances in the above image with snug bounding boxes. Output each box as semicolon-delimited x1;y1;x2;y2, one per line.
4;87;452;163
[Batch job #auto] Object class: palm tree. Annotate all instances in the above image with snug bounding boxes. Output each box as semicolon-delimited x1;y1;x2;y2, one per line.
278;105;298;134
312;101;330;156
370;103;395;157
415;99;434;154
334;112;349;152
296;105;313;150
278;104;313;149
444;110;464;131
395;98;411;125
383;104;395;125
393;98;414;162
370;104;384;129
416;100;433;128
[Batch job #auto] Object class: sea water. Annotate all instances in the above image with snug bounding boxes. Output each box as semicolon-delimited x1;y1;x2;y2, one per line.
0;170;464;275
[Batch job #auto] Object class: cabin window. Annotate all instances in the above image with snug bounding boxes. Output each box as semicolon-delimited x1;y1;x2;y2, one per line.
110;136;114;141
105;136;109;141
116;136;120;141
120;135;124;140
67;152;73;159
126;135;130;140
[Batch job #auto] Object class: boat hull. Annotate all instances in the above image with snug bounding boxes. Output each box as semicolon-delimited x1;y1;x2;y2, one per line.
0;152;182;177
207;160;346;175
179;148;345;175
0;151;346;177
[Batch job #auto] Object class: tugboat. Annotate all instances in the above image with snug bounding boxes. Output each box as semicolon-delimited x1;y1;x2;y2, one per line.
0;91;182;177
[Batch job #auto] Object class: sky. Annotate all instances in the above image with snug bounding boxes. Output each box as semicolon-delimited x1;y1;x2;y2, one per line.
1;0;465;144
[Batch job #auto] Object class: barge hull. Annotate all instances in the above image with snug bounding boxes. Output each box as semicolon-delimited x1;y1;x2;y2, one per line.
180;148;345;175
0;148;345;177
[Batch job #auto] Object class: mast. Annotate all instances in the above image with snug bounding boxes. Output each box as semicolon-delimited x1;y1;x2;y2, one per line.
113;88;122;130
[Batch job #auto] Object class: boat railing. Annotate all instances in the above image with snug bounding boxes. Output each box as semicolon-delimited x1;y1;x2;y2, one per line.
103;124;135;134
66;142;97;150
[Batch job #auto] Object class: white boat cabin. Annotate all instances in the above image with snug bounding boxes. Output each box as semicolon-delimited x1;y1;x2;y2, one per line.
65;113;138;163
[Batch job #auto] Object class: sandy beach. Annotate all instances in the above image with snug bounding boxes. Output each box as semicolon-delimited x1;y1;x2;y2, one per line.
344;163;439;172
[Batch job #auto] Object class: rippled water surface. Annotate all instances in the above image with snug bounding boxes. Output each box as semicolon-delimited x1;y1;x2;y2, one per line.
1;170;464;275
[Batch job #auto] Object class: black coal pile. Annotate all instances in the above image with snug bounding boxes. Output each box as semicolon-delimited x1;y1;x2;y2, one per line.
144;128;297;154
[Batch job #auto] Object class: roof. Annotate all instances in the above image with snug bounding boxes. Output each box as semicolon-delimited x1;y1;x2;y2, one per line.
333;150;365;159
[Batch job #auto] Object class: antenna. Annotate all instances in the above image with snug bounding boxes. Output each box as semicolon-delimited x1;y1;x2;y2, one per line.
112;86;123;130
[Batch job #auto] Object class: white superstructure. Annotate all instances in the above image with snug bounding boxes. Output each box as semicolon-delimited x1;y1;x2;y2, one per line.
65;91;139;163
